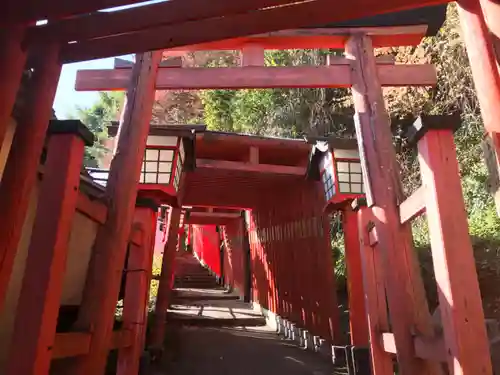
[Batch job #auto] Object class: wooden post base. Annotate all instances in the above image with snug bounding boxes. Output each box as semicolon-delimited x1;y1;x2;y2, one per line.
353;201;394;375
342;205;369;346
149;207;181;350
117;202;158;375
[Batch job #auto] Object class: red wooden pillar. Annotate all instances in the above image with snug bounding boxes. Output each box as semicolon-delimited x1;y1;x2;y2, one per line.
272;202;283;318
310;204;323;338
117;200;158;375
68;51;162;375
5;120;91;375
415;117;493;375
290;191;302;327
317;189;341;343
247;212;257;303
262;207;272;312
288;190;302;326
300;187;315;333
0;26;27;149
149;207;181;349
0;43;61;311
342;205;369;346
346;35;442;375
354;200;393;375
267;202;278;314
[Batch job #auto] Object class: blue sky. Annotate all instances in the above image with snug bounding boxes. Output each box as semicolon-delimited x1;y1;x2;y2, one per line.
53;59;114;119
53;55;134;118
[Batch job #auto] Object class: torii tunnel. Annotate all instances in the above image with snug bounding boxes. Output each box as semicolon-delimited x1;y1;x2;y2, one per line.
124;126;359;344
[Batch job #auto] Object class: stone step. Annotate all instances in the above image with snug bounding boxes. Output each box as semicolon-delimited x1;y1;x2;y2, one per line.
167;313;267;328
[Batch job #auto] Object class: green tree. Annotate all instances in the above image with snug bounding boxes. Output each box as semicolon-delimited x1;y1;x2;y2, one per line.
201;49;353;138
77;91;124;167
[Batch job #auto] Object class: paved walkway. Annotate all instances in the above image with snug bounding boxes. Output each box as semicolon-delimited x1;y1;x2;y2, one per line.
151;288;339;375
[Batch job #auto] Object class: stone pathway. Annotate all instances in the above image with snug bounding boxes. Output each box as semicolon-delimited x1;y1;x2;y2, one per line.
151;288;338;375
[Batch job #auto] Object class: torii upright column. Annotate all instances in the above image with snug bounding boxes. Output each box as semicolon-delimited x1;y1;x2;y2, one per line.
150;207;181;350
68;51;162;375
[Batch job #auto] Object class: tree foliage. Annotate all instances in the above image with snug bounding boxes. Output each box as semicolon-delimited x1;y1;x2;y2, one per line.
77;91;124;167
201;49;354;138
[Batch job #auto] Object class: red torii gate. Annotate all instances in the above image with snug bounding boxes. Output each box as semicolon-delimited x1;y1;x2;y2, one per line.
66;23;490;375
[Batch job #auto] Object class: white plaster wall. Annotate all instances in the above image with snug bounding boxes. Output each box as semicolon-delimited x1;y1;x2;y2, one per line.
0;185;98;366
60;212;98;305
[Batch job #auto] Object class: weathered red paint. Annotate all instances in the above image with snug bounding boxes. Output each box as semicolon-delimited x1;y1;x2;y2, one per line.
346;34;442;375
192;225;221;276
59;0;441;63
117;206;157;375
343;206;369;346
418;128;492;375
150;207;181;349
0;43;61;313
247;181;340;341
75;65;437;91
68;51;162;375
357;206;394;375
222;219;247;295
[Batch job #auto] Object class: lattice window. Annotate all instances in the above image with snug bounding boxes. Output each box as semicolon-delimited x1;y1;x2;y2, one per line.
320;152;336;201
336;159;364;194
140;148;175;184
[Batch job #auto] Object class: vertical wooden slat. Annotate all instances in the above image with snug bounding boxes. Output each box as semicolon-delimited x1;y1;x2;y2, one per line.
307;188;321;337
117;205;157;375
269;204;279;316
0;26;26;151
357;206;394;375
249;146;259;164
68;51;162;375
343;206;369;346
0;44;61;311
296;187;311;330
345;34;442;375
418;129;493;375
268;200;279;315
149;207;181;349
6;128;88;375
318;188;341;343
